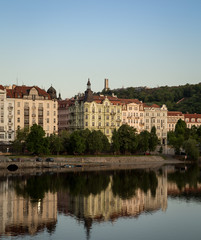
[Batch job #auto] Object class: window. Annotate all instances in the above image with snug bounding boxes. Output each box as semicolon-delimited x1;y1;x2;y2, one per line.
17;102;20;107
0;134;4;139
92;122;95;126
129;107;132;110
54;118;56;123
106;115;109;120
54;126;56;131
123;112;126;116
86;115;88;120
47;103;49;108
86;108;88;112
98;122;101;126
85;122;88;126
47;118;49;123
92;115;95;120
54;104;56;108
8;134;11;139
17;110;20;115
17;118;20;123
54;111;56;116
47;111;49;116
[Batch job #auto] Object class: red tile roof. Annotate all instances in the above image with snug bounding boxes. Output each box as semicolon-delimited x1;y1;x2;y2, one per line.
0;85;4;91
168;111;183;116
6;86;51;99
184;113;201;123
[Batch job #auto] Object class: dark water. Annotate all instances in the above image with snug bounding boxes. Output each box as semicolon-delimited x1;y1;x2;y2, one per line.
0;165;201;240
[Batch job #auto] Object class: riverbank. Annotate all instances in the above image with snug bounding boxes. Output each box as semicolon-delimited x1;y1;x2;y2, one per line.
0;155;181;171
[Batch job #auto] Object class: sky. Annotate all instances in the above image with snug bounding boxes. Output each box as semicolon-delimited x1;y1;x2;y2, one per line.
0;0;201;99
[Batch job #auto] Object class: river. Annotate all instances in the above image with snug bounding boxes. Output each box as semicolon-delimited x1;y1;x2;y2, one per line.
0;164;200;240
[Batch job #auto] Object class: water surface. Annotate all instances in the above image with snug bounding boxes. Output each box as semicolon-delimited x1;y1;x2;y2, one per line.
0;165;200;240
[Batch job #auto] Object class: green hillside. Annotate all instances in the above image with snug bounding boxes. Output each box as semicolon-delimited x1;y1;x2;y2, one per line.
99;83;201;114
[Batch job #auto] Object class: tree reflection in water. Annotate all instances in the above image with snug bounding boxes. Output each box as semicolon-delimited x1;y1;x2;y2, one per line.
112;170;158;199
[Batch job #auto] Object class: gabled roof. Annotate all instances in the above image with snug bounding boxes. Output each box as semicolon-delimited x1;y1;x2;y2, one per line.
6;85;51;99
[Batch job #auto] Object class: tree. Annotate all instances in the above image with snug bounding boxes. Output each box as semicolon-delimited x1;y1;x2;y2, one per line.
168;120;187;154
138;130;150;153
183;138;199;161
48;134;64;155
87;130;109;154
149;126;158;152
69;130;86;154
12;127;29;154
117;124;138;154
26;124;48;155
111;129;120;154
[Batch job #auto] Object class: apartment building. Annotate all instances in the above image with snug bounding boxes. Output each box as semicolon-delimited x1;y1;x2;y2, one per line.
0;85;15;142
184;113;201;128
144;104;168;144
6;85;58;137
121;99;144;133
167;111;184;132
58;80;122;140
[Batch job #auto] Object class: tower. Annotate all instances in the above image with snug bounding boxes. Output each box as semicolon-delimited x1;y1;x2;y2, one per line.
104;78;109;91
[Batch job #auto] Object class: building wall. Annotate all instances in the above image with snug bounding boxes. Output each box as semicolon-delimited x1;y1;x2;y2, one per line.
11;87;58;137
84;97;122;141
0;88;15;142
144;104;168;144
122;102;144;133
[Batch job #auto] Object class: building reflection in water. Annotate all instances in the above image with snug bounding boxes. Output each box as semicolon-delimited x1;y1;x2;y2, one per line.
57;169;168;238
0;179;57;237
0;166;200;239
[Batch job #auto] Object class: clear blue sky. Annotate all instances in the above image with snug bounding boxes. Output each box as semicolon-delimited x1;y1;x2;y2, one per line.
0;0;201;98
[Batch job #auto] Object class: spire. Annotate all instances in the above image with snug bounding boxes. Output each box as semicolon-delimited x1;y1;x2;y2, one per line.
84;79;93;102
87;78;91;90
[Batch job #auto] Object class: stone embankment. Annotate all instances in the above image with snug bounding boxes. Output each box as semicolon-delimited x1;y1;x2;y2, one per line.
0;155;181;172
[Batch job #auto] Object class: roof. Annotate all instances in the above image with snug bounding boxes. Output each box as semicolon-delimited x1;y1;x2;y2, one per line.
168;111;183;116
184;113;201;119
6;85;51;99
0;85;4;91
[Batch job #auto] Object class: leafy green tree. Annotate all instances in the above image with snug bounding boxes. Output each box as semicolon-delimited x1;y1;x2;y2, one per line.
168;120;187;154
12;127;29;154
48;134;64;155
138;130;150;153
117;124;138;154
149;126;158;152
69;130;86;154
59;130;71;153
26;124;47;155
183;138;199;161
87;130;109;154
111;129;120;154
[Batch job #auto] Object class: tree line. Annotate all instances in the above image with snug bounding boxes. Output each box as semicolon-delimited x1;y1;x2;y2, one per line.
12;123;159;155
100;82;201;114
168;119;201;161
